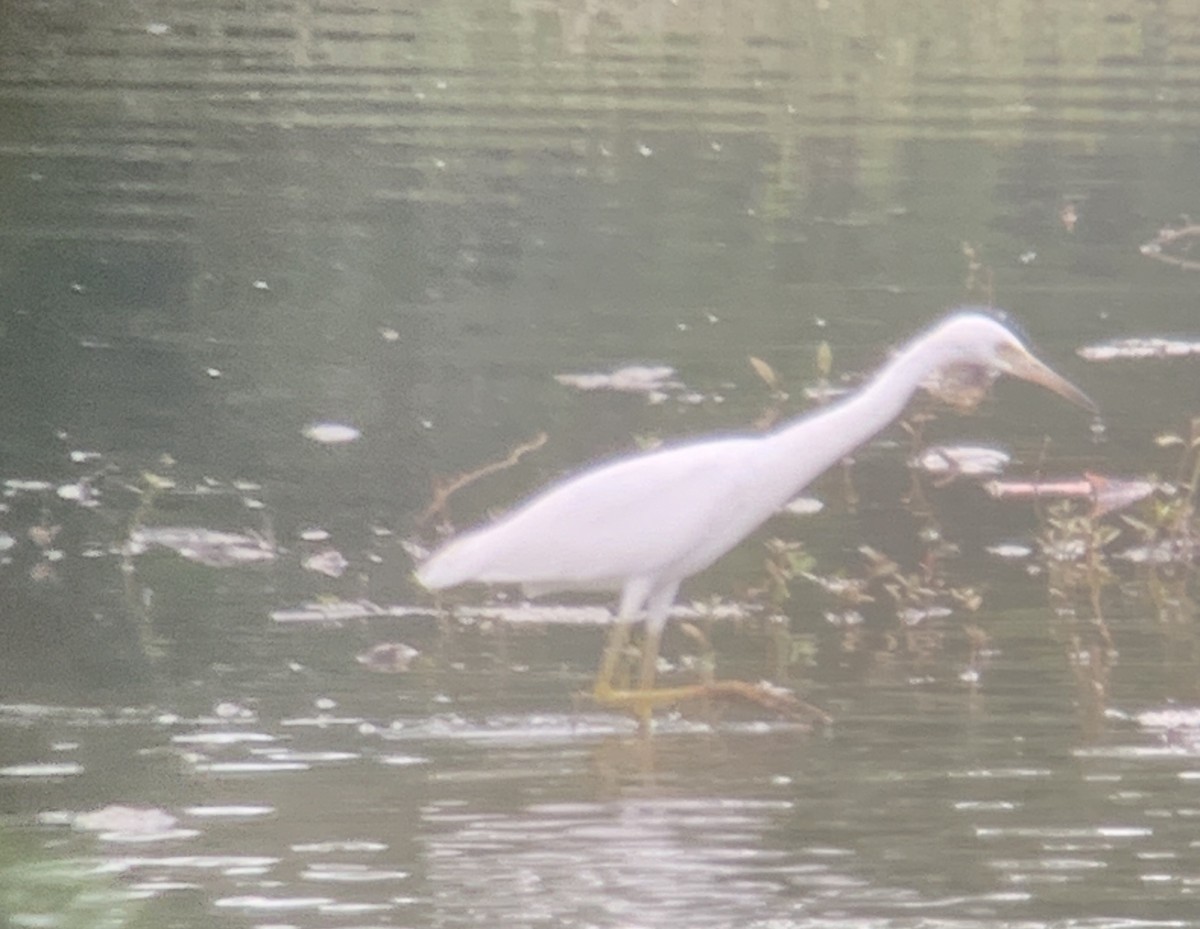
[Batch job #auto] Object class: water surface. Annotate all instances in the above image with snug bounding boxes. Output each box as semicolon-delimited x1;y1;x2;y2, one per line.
3;2;1200;927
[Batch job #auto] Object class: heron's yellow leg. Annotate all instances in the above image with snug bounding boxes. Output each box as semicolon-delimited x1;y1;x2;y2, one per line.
592;621;714;729
638;624;661;691
594;617;634;694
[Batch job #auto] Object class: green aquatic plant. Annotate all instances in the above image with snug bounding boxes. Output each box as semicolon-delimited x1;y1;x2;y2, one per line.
1039;500;1120;648
0;827;151;929
1112;416;1200;624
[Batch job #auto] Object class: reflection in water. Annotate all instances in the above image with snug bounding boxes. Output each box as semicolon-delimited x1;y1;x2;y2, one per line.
4;0;1200;926
424;794;801;928
6;678;1200;926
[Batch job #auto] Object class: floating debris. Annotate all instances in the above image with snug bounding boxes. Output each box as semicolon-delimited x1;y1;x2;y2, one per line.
194;760;309;774
1090;476;1157;515
302;422;361;445
897;605;953;626
805;573;874;604
0;762;83;778
72;805;182;840
824;610;864;627
303;549;349;578
1060;202;1079;233
1114;538;1200;566
4;479;53;495
0;703;109;723
57;481;98;506
1078;337;1200;362
912;444;1011;480
357;642;420;673
985;542;1034;560
299;862;410;883
128;527;277;567
555;365;681;402
748;355;782;391
186;805;275;818
1136;706;1200;731
271;600;427;623
464;601;756;626
28;524;60;548
270;598;754;626
79;336;113;350
1042;537;1090;563
378;755;427;768
171;731;276;746
781;496;824;516
801;384;850;403
1139;223;1200;271
986;473;1155;517
142;471;176;491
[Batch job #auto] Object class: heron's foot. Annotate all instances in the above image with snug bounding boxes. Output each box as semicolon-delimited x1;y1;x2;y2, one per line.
590;678;832;729
699;679;834;726
591;679;713;729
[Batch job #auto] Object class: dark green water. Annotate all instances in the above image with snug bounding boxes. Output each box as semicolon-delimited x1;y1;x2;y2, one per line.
3;2;1200;927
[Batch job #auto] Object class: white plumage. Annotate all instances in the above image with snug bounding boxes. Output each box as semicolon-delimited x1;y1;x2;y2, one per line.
416;310;1095;714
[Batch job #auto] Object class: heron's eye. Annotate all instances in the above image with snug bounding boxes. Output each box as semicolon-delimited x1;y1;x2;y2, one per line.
994;342;1023;364
921;362;997;412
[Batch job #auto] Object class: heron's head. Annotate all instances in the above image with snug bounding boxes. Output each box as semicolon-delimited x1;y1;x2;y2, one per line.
922;310;1097;413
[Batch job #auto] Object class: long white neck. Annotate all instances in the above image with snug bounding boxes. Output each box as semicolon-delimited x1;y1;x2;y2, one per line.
757;332;945;503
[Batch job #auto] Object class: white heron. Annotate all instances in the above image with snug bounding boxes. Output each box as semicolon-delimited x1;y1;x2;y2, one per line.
416;310;1096;723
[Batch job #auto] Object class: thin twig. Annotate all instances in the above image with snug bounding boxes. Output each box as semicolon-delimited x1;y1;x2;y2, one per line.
418;432;548;528
697;680;834;725
1141;224;1200;271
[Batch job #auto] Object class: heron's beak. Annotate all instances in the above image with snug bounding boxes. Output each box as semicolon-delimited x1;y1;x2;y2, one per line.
1001;345;1098;413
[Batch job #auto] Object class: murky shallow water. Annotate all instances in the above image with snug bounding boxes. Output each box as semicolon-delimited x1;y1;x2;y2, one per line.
5;0;1200;927
6;612;1200;928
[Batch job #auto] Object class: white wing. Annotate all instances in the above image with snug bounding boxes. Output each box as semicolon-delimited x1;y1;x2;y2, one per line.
416;436;770;593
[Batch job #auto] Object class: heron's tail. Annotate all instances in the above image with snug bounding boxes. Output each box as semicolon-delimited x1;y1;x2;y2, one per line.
414;531;488;590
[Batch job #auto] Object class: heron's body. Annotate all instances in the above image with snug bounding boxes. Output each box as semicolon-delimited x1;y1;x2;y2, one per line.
415;310;1096;722
419;359;915;600
417;438;764;595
